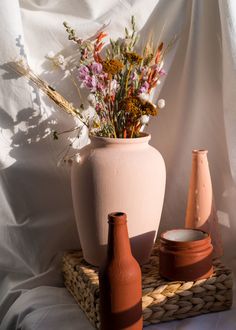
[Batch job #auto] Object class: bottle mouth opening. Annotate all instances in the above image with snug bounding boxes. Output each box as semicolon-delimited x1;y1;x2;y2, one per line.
113;212;125;217
108;212;127;224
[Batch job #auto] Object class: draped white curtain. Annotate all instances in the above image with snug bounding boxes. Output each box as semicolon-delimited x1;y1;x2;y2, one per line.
0;1;236;329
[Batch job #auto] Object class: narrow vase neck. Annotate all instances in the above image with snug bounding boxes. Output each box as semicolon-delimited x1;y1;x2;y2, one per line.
192;149;208;160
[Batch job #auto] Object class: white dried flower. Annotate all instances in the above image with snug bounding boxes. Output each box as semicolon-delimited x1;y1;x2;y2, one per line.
56;54;65;65
46;52;65;67
140;115;150;125
139;93;150;102
46;51;55;59
87;93;96;106
157;80;161;85
157;99;165;109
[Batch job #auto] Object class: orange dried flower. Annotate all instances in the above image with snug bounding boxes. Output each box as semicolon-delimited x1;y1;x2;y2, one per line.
120;96;143;117
120;96;158;119
120;97;158;118
95;42;105;52
102;59;124;75
97;32;108;42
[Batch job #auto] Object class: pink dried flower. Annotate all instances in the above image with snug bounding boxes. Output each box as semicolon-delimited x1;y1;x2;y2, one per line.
130;72;138;81
90;62;103;75
84;75;97;91
151;64;166;76
78;65;90;81
95;103;102;112
158;69;166;76
96;81;106;93
139;81;149;94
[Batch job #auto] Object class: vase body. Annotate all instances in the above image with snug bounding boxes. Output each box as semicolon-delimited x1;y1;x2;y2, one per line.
71;133;166;266
99;212;142;330
185;150;223;258
159;228;213;281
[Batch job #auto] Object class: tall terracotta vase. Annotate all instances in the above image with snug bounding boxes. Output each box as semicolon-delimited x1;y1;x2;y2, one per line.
99;212;142;330
185;150;223;257
71;133;166;266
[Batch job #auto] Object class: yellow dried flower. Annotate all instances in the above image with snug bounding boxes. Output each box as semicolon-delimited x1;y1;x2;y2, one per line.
125;52;143;65
102;59;124;75
142;100;158;116
120;96;143;117
120;97;158;119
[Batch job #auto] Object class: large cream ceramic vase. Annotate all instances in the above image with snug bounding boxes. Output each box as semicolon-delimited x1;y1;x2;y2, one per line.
71;133;166;266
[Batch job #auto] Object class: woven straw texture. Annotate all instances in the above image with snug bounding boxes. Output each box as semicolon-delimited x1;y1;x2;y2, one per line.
62;244;233;328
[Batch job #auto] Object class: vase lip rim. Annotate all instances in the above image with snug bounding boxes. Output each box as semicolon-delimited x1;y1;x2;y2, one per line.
160;228;210;245
89;132;151;144
192;149;208;154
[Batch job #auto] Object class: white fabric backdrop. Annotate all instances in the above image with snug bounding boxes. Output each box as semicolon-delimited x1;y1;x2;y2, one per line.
0;0;236;329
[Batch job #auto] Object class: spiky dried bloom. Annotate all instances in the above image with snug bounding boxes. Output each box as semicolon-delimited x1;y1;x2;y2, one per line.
102;59;124;75
120;96;142;117
120;96;158;118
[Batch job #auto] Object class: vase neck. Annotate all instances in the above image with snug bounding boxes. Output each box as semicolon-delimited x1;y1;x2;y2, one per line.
106;213;132;261
191;149;209;165
192;149;208;159
90;134;151;148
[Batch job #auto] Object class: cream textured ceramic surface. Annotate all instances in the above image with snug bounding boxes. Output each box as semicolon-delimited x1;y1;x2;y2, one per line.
71;134;166;266
185;150;223;258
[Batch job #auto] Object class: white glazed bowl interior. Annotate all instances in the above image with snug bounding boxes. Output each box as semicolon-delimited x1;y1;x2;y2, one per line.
163;229;207;242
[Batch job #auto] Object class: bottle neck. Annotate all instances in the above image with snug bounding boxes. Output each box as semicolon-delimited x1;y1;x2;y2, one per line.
107;213;132;260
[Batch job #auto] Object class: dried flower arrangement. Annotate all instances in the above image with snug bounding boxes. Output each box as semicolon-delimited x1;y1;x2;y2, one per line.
12;16;172;139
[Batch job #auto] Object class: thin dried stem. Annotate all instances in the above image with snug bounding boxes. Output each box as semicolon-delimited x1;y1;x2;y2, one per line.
8;61;88;128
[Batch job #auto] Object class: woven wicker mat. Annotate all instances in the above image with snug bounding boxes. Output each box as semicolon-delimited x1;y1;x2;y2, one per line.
62;244;233;328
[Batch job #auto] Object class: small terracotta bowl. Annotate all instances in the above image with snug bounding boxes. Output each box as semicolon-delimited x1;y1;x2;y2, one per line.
159;228;213;281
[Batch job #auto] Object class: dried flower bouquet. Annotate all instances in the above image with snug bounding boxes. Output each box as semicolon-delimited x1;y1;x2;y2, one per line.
12;16;172;139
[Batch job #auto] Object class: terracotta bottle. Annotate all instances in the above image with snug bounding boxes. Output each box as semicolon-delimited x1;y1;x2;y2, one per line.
99;212;143;330
185;150;223;258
